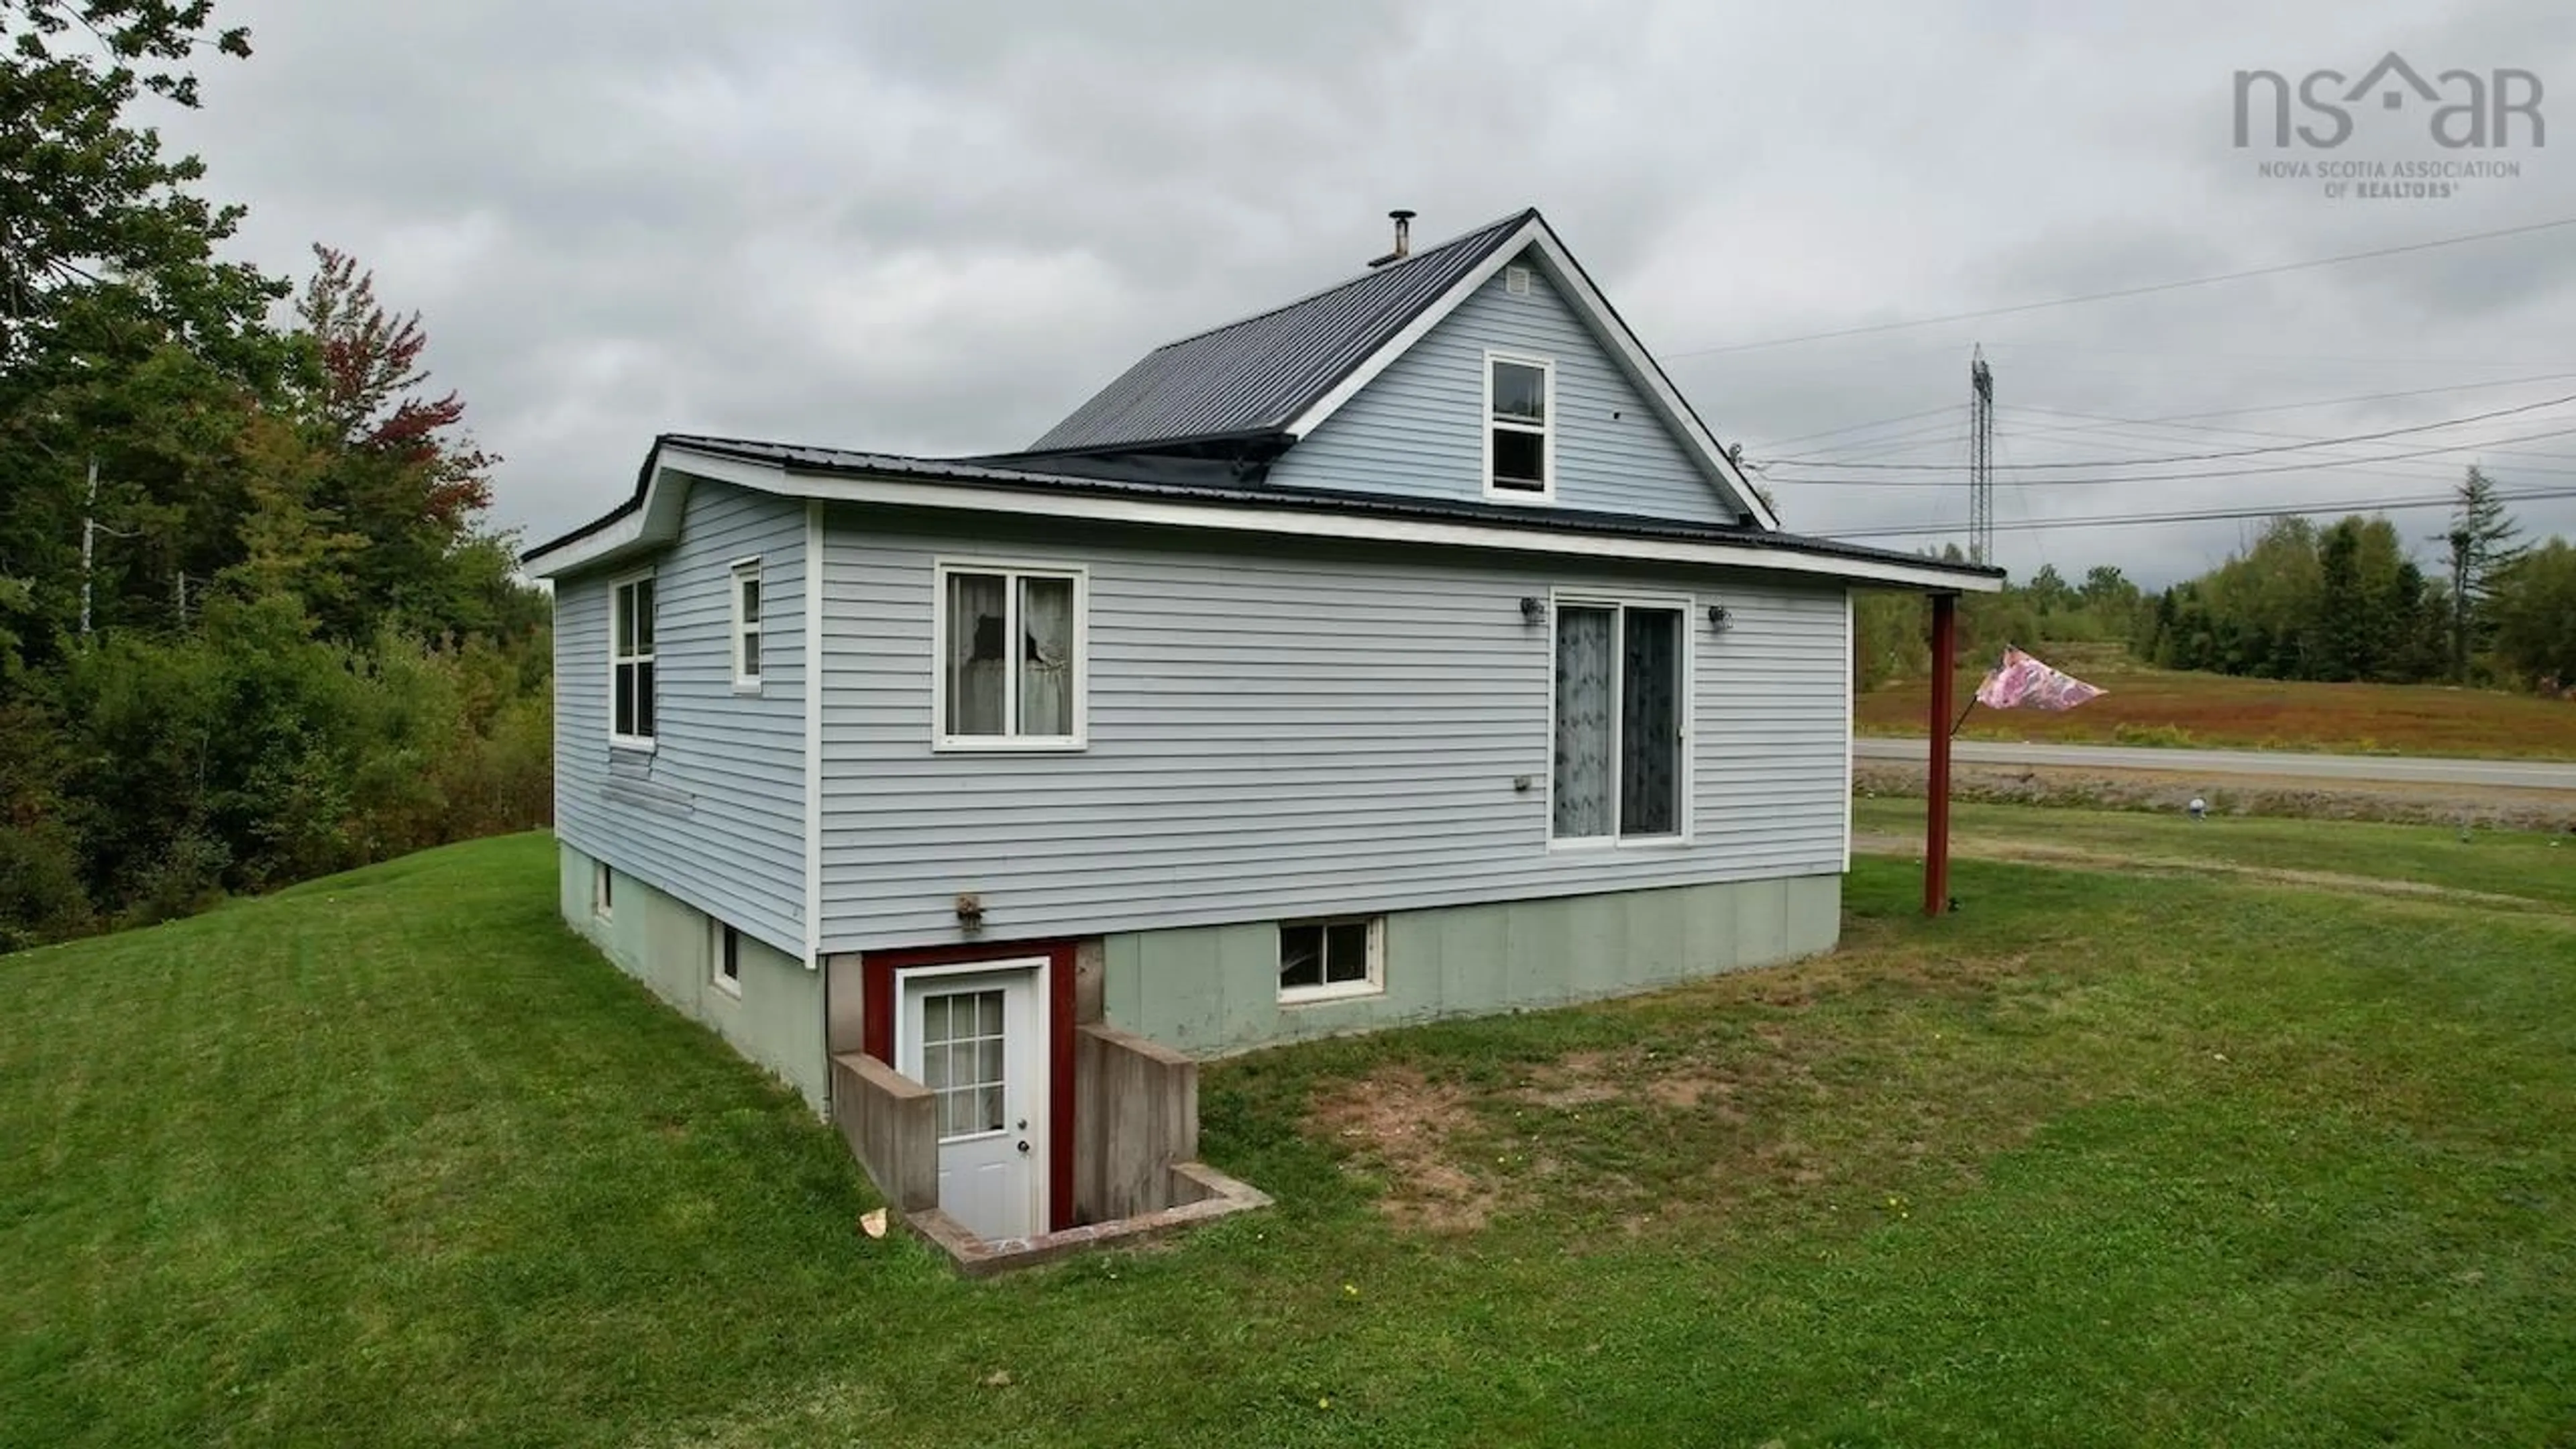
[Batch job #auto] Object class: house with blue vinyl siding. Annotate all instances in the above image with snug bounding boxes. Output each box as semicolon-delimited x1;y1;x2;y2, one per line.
523;207;2000;1250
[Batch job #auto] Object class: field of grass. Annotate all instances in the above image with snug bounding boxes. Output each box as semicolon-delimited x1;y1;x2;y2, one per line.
6;830;2575;1446
1856;646;2576;759
1854;796;2576;913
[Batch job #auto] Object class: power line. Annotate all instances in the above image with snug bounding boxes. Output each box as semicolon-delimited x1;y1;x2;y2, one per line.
2018;369;2576;429
1663;214;2576;360
1768;421;2576;487
2001;403;2576;474
1741;404;1957;449
1764;390;2576;472
1763;418;1968;463
1827;485;2576;539
1986;409;2483;488
1743;370;2576;470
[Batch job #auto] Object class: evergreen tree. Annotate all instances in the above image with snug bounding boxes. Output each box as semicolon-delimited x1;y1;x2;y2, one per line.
2443;466;2527;683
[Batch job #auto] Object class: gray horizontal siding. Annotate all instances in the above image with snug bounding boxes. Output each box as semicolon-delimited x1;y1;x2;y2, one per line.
1265;249;1736;525
555;479;807;957
817;513;1846;950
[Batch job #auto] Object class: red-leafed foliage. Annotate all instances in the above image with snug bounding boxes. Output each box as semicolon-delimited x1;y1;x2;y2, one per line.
298;245;496;527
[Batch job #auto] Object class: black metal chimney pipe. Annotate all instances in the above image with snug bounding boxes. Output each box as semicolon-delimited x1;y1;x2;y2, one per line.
1369;209;1418;268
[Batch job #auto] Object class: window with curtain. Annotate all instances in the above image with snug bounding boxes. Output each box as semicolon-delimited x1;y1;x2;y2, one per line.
938;564;1085;747
611;574;655;744
1552;601;1683;841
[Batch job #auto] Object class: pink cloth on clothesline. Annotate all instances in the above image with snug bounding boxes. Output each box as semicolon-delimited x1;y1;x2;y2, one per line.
1974;647;2105;711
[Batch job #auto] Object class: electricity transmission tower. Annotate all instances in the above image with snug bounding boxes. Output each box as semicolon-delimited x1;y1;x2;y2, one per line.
1968;345;1995;566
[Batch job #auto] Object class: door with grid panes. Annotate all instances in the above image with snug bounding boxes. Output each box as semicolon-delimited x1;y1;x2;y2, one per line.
898;962;1045;1239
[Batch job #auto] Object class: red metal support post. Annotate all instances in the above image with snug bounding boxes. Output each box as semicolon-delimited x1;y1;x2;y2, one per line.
1925;592;1957;916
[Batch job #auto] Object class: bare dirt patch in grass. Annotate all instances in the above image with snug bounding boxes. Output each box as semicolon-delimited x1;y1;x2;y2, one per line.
1515;1051;1624;1108
1306;1067;1503;1232
1307;937;2080;1239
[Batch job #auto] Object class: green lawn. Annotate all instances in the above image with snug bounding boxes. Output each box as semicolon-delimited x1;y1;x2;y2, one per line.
1856;796;2576;914
6;831;2575;1446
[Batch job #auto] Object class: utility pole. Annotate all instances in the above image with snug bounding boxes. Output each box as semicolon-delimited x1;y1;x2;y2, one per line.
1968;346;1995;568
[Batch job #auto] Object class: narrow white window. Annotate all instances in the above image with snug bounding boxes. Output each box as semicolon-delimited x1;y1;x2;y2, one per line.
1279;916;1383;1004
1485;354;1553;500
592;862;614;919
712;922;741;996
936;562;1085;749
731;559;763;692
610;573;657;746
1552;601;1685;843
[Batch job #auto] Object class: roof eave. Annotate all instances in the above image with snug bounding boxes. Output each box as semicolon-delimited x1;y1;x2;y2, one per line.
545;437;1995;592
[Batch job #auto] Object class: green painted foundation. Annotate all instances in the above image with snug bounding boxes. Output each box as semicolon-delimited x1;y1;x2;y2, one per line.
557;843;827;1110
1100;873;1843;1057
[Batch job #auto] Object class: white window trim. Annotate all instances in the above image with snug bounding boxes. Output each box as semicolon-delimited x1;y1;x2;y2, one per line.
592;861;614;920
1544;589;1695;852
730;557;764;694
1277;915;1385;1005
608;568;658;752
1482;350;1556;504
930;558;1089;753
711;921;742;998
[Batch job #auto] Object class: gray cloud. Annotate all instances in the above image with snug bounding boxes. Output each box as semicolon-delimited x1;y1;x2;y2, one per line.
159;0;2576;582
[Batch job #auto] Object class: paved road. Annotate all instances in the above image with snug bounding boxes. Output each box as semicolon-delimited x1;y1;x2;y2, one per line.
1852;737;2576;793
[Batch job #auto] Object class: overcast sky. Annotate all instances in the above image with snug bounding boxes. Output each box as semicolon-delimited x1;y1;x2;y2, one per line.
158;0;2576;584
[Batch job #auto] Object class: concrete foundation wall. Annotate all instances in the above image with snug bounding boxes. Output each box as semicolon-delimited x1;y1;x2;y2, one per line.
1102;872;1841;1057
558;840;828;1110
830;1053;938;1214
1073;1024;1199;1223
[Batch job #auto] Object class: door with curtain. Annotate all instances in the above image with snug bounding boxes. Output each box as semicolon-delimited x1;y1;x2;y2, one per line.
1552;601;1684;841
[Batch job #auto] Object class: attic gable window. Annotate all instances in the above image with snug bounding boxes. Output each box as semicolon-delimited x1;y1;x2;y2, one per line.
1485;352;1554;501
610;573;657;748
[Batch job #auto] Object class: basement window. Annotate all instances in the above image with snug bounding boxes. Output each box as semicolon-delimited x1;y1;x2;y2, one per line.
1485;353;1553;500
592;862;614;920
1279;916;1383;1004
712;922;741;996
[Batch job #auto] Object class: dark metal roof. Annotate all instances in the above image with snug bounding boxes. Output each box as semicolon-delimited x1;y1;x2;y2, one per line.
597;433;2001;584
1024;210;1536;454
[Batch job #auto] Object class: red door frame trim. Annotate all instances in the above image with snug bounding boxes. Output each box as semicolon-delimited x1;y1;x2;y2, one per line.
861;938;1077;1234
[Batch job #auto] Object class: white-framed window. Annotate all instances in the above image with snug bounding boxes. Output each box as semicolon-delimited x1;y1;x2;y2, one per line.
730;559;764;692
1278;916;1383;1004
1483;351;1554;500
934;561;1087;751
1551;596;1688;845
712;922;741;996
610;572;657;747
592;861;614;920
